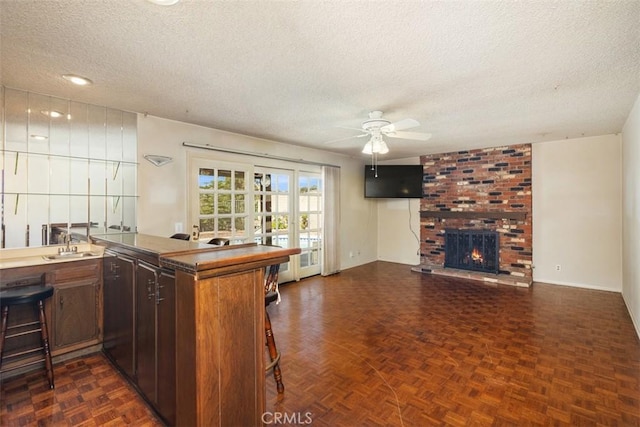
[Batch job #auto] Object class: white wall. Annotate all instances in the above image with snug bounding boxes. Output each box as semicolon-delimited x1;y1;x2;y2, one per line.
532;134;622;291
376;157;421;265
622;93;640;336
136;114;377;271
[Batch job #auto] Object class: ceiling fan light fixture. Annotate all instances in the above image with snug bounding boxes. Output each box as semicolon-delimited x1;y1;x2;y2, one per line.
362;140;373;155
375;138;389;154
362;136;389;155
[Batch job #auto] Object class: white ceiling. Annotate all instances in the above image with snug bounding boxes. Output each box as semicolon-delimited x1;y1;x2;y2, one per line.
1;0;639;159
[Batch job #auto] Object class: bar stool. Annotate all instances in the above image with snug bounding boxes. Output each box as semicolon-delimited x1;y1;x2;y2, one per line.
207;238;230;246
264;263;284;393
0;283;55;389
169;233;190;241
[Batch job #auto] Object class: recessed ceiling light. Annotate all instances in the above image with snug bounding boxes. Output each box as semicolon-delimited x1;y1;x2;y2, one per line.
147;0;179;5
41;110;64;118
30;134;48;140
62;74;93;86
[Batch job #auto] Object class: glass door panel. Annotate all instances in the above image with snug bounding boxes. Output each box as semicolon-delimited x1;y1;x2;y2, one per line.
298;173;322;277
253;168;293;282
191;159;250;244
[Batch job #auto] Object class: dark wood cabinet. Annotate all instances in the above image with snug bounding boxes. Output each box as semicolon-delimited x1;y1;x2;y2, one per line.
135;261;157;402
0;259;103;370
52;282;99;348
136;260;176;426
102;250;136;379
50;260;102;352
92;233;298;426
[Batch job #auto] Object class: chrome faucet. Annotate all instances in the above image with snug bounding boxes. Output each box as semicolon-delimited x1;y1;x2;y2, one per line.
58;232;78;255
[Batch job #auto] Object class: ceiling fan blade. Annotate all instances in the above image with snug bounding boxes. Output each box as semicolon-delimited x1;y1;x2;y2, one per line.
323;133;368;144
386;131;432;141
381;118;420;133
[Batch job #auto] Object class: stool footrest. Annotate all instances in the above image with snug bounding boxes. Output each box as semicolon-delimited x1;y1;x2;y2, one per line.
6;320;40;330
0;356;47;373
265;351;281;372
6;328;43;340
2;346;45;360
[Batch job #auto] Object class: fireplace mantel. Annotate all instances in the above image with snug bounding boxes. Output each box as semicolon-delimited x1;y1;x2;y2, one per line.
420;211;527;220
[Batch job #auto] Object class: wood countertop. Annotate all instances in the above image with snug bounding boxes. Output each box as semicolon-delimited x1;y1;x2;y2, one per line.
91;233;212;256
160;245;301;276
92;233;301;275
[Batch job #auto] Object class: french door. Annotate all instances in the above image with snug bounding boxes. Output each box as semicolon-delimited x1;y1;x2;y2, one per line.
190;158;322;282
253;168;294;282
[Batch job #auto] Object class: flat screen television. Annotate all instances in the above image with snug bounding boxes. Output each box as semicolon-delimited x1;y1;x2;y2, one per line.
364;165;423;198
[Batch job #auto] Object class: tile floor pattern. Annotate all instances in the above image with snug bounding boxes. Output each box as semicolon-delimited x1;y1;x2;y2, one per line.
2;261;639;426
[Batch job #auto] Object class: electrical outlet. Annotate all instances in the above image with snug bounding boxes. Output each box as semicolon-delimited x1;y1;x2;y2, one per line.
555;264;561;271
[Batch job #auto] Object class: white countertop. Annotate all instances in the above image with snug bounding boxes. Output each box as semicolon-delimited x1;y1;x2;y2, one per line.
0;244;105;269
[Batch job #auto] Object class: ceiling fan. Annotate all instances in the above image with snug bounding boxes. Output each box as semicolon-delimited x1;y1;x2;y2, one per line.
327;111;432;154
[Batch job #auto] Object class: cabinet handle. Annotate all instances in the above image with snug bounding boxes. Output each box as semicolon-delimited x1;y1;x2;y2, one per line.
156;288;165;304
59;296;64;308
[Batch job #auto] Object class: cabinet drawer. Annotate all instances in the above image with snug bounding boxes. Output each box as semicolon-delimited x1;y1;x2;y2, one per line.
52;260;100;283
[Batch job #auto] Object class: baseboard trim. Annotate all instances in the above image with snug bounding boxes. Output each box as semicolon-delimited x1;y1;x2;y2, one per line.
533;278;622;293
622;292;640;340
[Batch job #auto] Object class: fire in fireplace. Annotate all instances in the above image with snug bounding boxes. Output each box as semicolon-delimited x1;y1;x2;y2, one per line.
444;229;499;274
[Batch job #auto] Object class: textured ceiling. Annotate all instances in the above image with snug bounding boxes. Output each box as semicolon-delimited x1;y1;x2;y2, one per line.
1;0;639;159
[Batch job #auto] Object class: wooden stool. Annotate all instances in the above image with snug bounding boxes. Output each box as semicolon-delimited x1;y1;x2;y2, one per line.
264;263;284;393
0;284;55;389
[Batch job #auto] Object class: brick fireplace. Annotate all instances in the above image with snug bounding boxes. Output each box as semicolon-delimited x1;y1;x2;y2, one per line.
415;144;532;287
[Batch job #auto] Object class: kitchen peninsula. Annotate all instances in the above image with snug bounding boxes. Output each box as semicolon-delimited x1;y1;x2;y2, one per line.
93;233;300;427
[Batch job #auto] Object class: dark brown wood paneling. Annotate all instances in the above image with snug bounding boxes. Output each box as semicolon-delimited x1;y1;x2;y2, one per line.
217;270;262;426
156;270;176;425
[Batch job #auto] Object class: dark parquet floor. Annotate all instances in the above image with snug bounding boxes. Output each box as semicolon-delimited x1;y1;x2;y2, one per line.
1;261;639;426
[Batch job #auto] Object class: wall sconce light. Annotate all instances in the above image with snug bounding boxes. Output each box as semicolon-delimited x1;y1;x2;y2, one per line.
144;154;173;167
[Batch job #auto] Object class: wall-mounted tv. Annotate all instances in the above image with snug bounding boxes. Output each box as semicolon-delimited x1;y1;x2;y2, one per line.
364;165;423;198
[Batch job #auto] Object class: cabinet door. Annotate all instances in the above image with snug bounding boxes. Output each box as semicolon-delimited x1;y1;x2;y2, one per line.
156;270;176;425
103;252;136;378
136;261;157;403
53;281;99;349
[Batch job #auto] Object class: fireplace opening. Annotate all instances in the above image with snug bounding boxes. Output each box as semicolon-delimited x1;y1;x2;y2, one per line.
444;229;499;274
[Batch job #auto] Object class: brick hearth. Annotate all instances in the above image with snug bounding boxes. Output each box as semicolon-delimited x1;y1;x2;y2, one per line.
417;144;532;286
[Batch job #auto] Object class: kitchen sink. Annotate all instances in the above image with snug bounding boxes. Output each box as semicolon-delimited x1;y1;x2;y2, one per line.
42;251;100;260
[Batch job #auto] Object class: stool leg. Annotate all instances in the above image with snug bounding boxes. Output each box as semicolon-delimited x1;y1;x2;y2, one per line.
37;300;54;389
265;310;284;393
0;305;9;369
